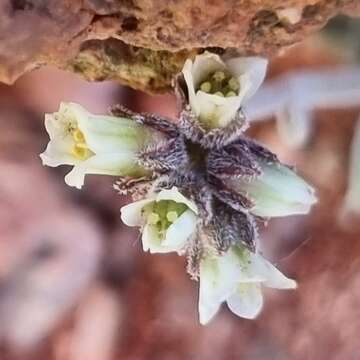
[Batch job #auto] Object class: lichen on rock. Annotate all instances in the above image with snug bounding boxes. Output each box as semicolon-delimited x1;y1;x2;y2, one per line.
68;39;197;92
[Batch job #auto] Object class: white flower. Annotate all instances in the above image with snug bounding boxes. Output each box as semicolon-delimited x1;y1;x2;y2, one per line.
227;161;317;217
40;102;157;189
199;246;296;325
182;52;268;129
121;187;198;254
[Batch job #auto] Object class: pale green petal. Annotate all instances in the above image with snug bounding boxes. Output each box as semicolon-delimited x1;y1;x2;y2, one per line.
120;199;155;227
163;209;197;249
225;57;268;103
64;152;144;189
250;253;297;289
227;283;263;319
155;187;198;214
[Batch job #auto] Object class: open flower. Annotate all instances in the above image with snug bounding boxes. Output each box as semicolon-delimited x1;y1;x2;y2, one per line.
182;52;268;129
121;187;198;254
226;161;316;217
40;102;158;189
199;246;296;325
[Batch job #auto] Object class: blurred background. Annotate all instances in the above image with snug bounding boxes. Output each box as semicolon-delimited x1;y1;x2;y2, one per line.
0;16;360;360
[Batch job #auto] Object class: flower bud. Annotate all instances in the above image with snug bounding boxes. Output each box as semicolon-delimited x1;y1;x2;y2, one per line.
227;161;316;217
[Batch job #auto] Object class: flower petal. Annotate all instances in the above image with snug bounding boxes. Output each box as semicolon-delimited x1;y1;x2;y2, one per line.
195;91;243;128
155;187;198;214
200;256;237;306
224;247;267;283
64;152;145;189
44;112;69;140
163;209;197;249
191;53;226;89
40;112;79;167
198;256;226;325
182;53;226;118
39;138;79;167
142;224;171;253
249;253;297;289
198;294;222;325
142;224;186;254
225;57;268;103
227;283;263;319
120;199;155;227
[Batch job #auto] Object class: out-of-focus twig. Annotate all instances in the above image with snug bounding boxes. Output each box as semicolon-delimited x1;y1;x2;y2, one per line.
342;115;360;216
247;67;360;122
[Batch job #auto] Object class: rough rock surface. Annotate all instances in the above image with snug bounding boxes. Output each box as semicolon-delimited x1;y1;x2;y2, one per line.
0;0;359;92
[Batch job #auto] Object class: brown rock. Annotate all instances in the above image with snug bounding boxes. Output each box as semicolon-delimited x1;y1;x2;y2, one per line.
0;0;358;92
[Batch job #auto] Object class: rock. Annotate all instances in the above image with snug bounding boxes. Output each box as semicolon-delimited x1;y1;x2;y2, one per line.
0;0;358;92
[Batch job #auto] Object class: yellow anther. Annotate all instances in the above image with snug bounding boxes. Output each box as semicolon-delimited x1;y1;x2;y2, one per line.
166;211;178;223
75;142;88;149
148;212;160;225
72;145;90;160
72;129;85;143
212;71;226;82
228;77;240;91
225;91;237;97
200;81;212;93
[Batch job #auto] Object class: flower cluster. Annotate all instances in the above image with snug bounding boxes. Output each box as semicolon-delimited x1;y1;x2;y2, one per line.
40;52;316;324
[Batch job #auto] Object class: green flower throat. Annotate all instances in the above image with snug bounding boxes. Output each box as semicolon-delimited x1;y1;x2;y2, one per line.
198;70;240;98
145;200;188;237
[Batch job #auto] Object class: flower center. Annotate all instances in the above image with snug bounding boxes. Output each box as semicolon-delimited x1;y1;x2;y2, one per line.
146;200;188;237
198;70;240;98
71;128;94;160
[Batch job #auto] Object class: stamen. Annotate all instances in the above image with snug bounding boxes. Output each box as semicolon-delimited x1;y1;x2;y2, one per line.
228;77;240;92
72;145;90;160
226;91;237;97
72;129;85;142
148;212;160;225
212;71;226;82
75;142;88;149
167;211;179;222
200;81;212;93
